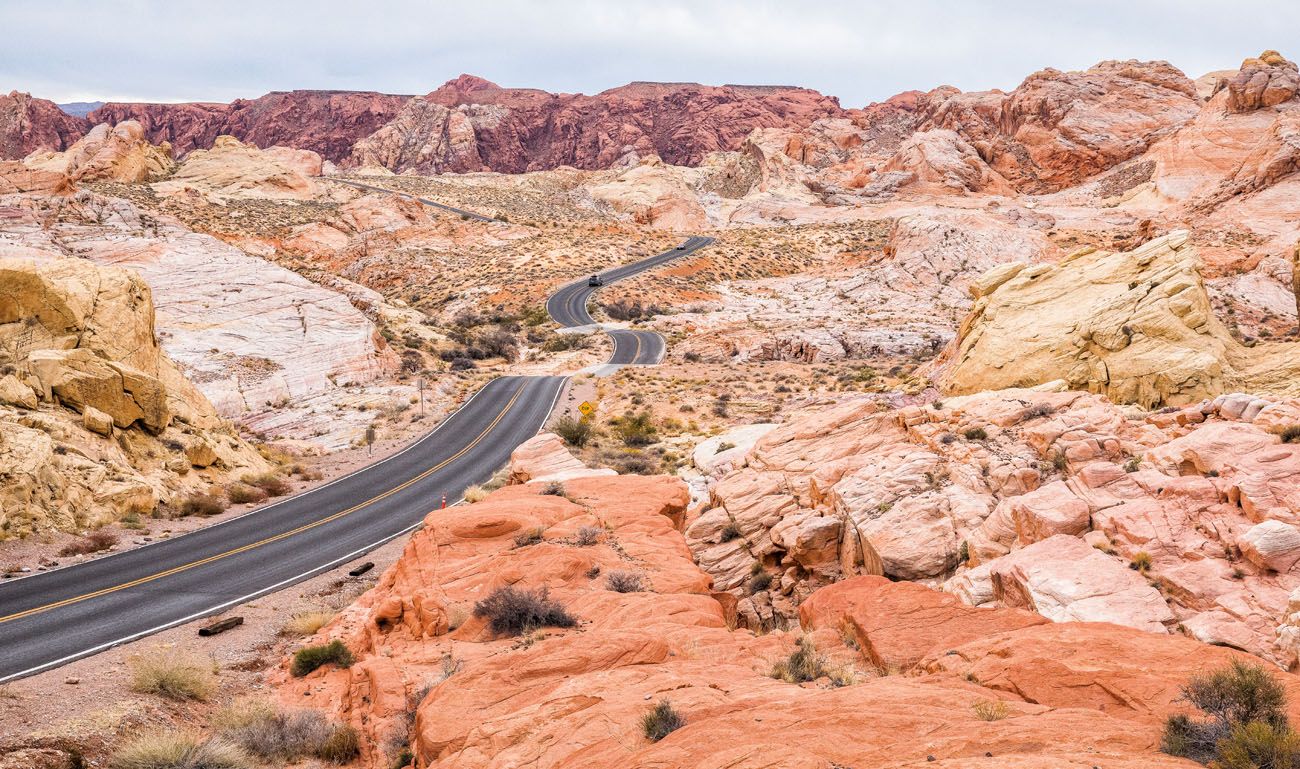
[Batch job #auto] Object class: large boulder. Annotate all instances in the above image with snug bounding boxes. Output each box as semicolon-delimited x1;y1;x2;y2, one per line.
941;232;1300;407
23;120;174;183
1227;50;1300;113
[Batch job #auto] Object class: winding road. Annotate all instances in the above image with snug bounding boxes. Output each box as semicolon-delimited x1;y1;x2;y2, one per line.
0;197;712;681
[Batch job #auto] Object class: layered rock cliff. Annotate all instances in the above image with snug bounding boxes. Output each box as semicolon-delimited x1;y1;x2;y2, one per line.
0;90;88;159
88;90;411;162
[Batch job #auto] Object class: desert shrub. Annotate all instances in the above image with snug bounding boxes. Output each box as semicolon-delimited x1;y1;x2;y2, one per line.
462;485;489;503
585;564;602;579
749;571;774;594
1124;456;1142;473
1215;721;1300;769
1162;659;1293;765
719;523;742;542
290;640;354;677
1051;450;1068;472
475;328;519;361
963;427;988;441
513;526;545;548
614;410;657;447
281;610;334;636
449;357;476;371
1023;403;1055;421
574;525;602;546
60;530;119;556
472;586;576;636
1281;426;1300;444
604;570;645;593
770;636;826;683
972;700;1010;721
129;651;217;701
242;472;290;497
551;416;593;447
225;483;267;505
542;334;589;352
217;704;358;765
1130;551;1153;573
318;725;360;764
641;699;685;742
110;733;249;769
179;492;228;517
541;481;566;496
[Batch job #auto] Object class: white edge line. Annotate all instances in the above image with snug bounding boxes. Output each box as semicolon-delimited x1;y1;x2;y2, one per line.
2;377;569;684
0;237;709;678
0;378;511;586
0;504;457;684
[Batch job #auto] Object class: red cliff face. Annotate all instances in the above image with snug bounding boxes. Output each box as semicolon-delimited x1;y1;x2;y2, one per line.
88;90;411;163
350;75;849;173
0;91;88;159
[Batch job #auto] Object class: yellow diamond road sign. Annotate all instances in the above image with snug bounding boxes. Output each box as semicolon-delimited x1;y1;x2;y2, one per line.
579;401;595;416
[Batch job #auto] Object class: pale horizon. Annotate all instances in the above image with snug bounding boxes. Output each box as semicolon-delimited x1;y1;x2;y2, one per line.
3;0;1294;107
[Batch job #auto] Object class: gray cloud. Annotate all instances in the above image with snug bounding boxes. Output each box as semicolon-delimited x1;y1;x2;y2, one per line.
2;0;1296;105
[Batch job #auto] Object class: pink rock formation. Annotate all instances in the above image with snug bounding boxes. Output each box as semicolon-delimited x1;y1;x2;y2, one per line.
695;385;1300;664
88;90;411;162
350;75;847;173
0;91;87;159
274;474;1300;768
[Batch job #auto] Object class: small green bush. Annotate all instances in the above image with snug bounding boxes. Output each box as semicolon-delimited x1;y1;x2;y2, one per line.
641;699;685;742
551;416;593;447
749;571;773;594
614;410;657;447
290;640;354;677
963;427;988;441
1162;659;1293;765
719;523;742;542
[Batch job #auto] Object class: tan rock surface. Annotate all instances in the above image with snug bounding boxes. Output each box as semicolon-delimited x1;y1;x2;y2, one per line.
0;256;268;537
24;121;174;183
507;432;616;485
940;232;1300;407
153;135;322;200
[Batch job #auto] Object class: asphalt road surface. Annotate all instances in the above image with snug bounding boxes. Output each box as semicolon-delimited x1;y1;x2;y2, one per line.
0;207;711;680
325;178;495;221
546;236;714;364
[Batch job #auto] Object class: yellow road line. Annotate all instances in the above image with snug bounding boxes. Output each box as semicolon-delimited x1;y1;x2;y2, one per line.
0;381;527;626
630;332;642;363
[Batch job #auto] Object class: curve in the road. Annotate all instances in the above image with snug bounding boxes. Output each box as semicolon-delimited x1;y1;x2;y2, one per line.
0;206;711;681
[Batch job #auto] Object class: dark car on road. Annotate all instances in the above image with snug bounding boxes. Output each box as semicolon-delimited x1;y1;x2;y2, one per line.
588;275;603;286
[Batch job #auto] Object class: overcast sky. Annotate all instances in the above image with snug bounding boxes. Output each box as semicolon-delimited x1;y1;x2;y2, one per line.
3;1;1296;106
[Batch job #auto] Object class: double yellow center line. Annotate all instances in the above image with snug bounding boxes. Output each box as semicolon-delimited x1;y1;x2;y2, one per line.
0;382;526;626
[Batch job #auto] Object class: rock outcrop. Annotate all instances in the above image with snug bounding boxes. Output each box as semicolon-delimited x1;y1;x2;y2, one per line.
941;231;1300;407
0;91;87;160
88;90;411;162
694;385;1300;664
0;256;268;537
507;432;616;485
0;190;398;449
349;75;846;173
24;121;174;183
152;135;321;200
276;473;1300;768
1227;50;1300;113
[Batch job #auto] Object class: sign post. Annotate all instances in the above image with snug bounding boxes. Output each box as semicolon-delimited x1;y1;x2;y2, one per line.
417;378;426;416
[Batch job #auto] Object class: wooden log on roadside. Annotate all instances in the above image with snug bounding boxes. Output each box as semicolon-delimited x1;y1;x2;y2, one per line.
348;561;375;577
198;616;243;636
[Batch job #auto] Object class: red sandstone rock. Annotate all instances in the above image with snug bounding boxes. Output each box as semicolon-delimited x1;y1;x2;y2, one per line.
350;75;847;173
89;90;411;162
0;91;87;160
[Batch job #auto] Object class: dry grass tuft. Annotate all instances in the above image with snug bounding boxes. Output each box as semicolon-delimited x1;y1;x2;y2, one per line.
281;610;335;637
110;732;249;769
128;650;217;701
